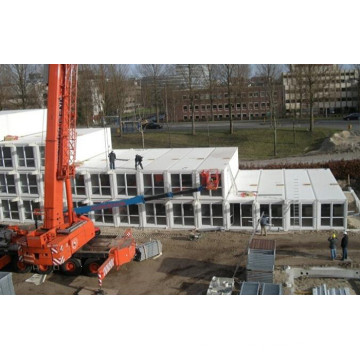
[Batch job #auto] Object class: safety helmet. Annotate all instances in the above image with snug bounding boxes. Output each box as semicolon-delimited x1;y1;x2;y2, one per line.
332;233;336;238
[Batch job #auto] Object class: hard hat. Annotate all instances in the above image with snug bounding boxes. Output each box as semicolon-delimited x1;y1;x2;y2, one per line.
344;231;347;235
332;233;336;238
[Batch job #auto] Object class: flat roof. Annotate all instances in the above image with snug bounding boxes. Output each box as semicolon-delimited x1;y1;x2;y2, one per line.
0;128;106;146
78;147;238;173
232;169;346;203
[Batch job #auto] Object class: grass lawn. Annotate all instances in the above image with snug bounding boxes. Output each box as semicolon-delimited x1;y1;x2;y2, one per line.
111;127;340;160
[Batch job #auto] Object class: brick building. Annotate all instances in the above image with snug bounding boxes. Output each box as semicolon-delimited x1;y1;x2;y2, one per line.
177;77;284;122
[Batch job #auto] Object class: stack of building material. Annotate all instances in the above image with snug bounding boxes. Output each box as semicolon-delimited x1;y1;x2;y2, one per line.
239;281;282;295
261;283;283;295
134;240;162;262
312;284;350;295
0;272;15;295
246;239;276;283
239;281;261;295
207;276;234;295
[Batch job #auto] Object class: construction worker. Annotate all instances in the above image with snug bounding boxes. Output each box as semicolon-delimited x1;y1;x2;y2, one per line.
341;231;349;261
108;150;116;170
135;154;143;170
328;232;338;260
260;214;269;236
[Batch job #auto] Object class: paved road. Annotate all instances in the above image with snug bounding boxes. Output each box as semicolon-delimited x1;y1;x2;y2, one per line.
153;118;360;132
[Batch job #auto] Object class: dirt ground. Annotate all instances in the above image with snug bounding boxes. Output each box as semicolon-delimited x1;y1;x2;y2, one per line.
10;226;360;295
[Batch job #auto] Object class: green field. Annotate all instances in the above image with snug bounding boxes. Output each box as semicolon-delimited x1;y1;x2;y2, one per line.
112;127;340;160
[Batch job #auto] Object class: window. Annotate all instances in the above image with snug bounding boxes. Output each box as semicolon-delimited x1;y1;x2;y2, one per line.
20;174;38;194
236;103;241;109
93;202;114;224
201;203;223;227
71;174;86;196
182;95;187;100
212;104;217;110
144;173;164;195
218;104;223;110
260;91;265;97
194;105;199;112
23;200;40;220
249;93;253;98
0;147;12;167
230;203;253;227
206;104;211;110
183;105;188;112
183;116;188;121
2;200;19;220
117;174;137;196
39;146;45;167
0;174;16;194
171;173;192;193
242;103;247;109
260;203;283;228
17;146;35;167
173;203;194;226
253;92;259;97
201;105;206;111
261;102;266;109
145;203;166;226
320;203;345;227
291;203;313;227
118;204;140;225
91;174;111;196
254;103;259;109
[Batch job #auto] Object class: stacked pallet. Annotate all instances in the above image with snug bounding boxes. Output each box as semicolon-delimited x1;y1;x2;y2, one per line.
246;239;276;283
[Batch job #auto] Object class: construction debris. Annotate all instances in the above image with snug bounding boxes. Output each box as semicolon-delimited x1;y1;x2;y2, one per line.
312;284;351;295
207;276;234;295
25;273;47;286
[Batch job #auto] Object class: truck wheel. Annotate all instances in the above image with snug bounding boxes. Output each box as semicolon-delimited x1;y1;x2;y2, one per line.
12;258;32;273
83;258;103;277
60;258;82;276
36;264;54;275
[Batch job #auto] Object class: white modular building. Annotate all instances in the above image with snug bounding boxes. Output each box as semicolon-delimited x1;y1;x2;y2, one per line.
0;110;347;231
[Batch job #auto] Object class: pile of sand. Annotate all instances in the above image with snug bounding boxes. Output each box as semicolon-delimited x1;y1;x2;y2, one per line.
319;130;360;153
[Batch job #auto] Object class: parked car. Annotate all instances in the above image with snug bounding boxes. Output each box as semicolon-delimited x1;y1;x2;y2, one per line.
145;122;163;129
343;113;360;121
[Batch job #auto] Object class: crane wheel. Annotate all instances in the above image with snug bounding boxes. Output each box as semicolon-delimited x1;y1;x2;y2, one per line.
11;258;32;273
83;258;103;277
36;264;54;275
60;258;82;276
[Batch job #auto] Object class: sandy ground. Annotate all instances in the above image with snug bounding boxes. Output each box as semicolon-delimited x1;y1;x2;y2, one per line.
9;227;360;295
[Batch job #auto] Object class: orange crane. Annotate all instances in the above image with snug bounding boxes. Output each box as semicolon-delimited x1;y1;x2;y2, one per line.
0;64;219;287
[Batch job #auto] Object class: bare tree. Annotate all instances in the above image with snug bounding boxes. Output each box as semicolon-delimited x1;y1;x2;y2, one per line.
136;64;167;123
354;64;360;113
77;65;96;127
177;64;203;136
233;65;250;121
219;64;236;134
201;64;220;145
0;65;12;110
256;64;283;156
